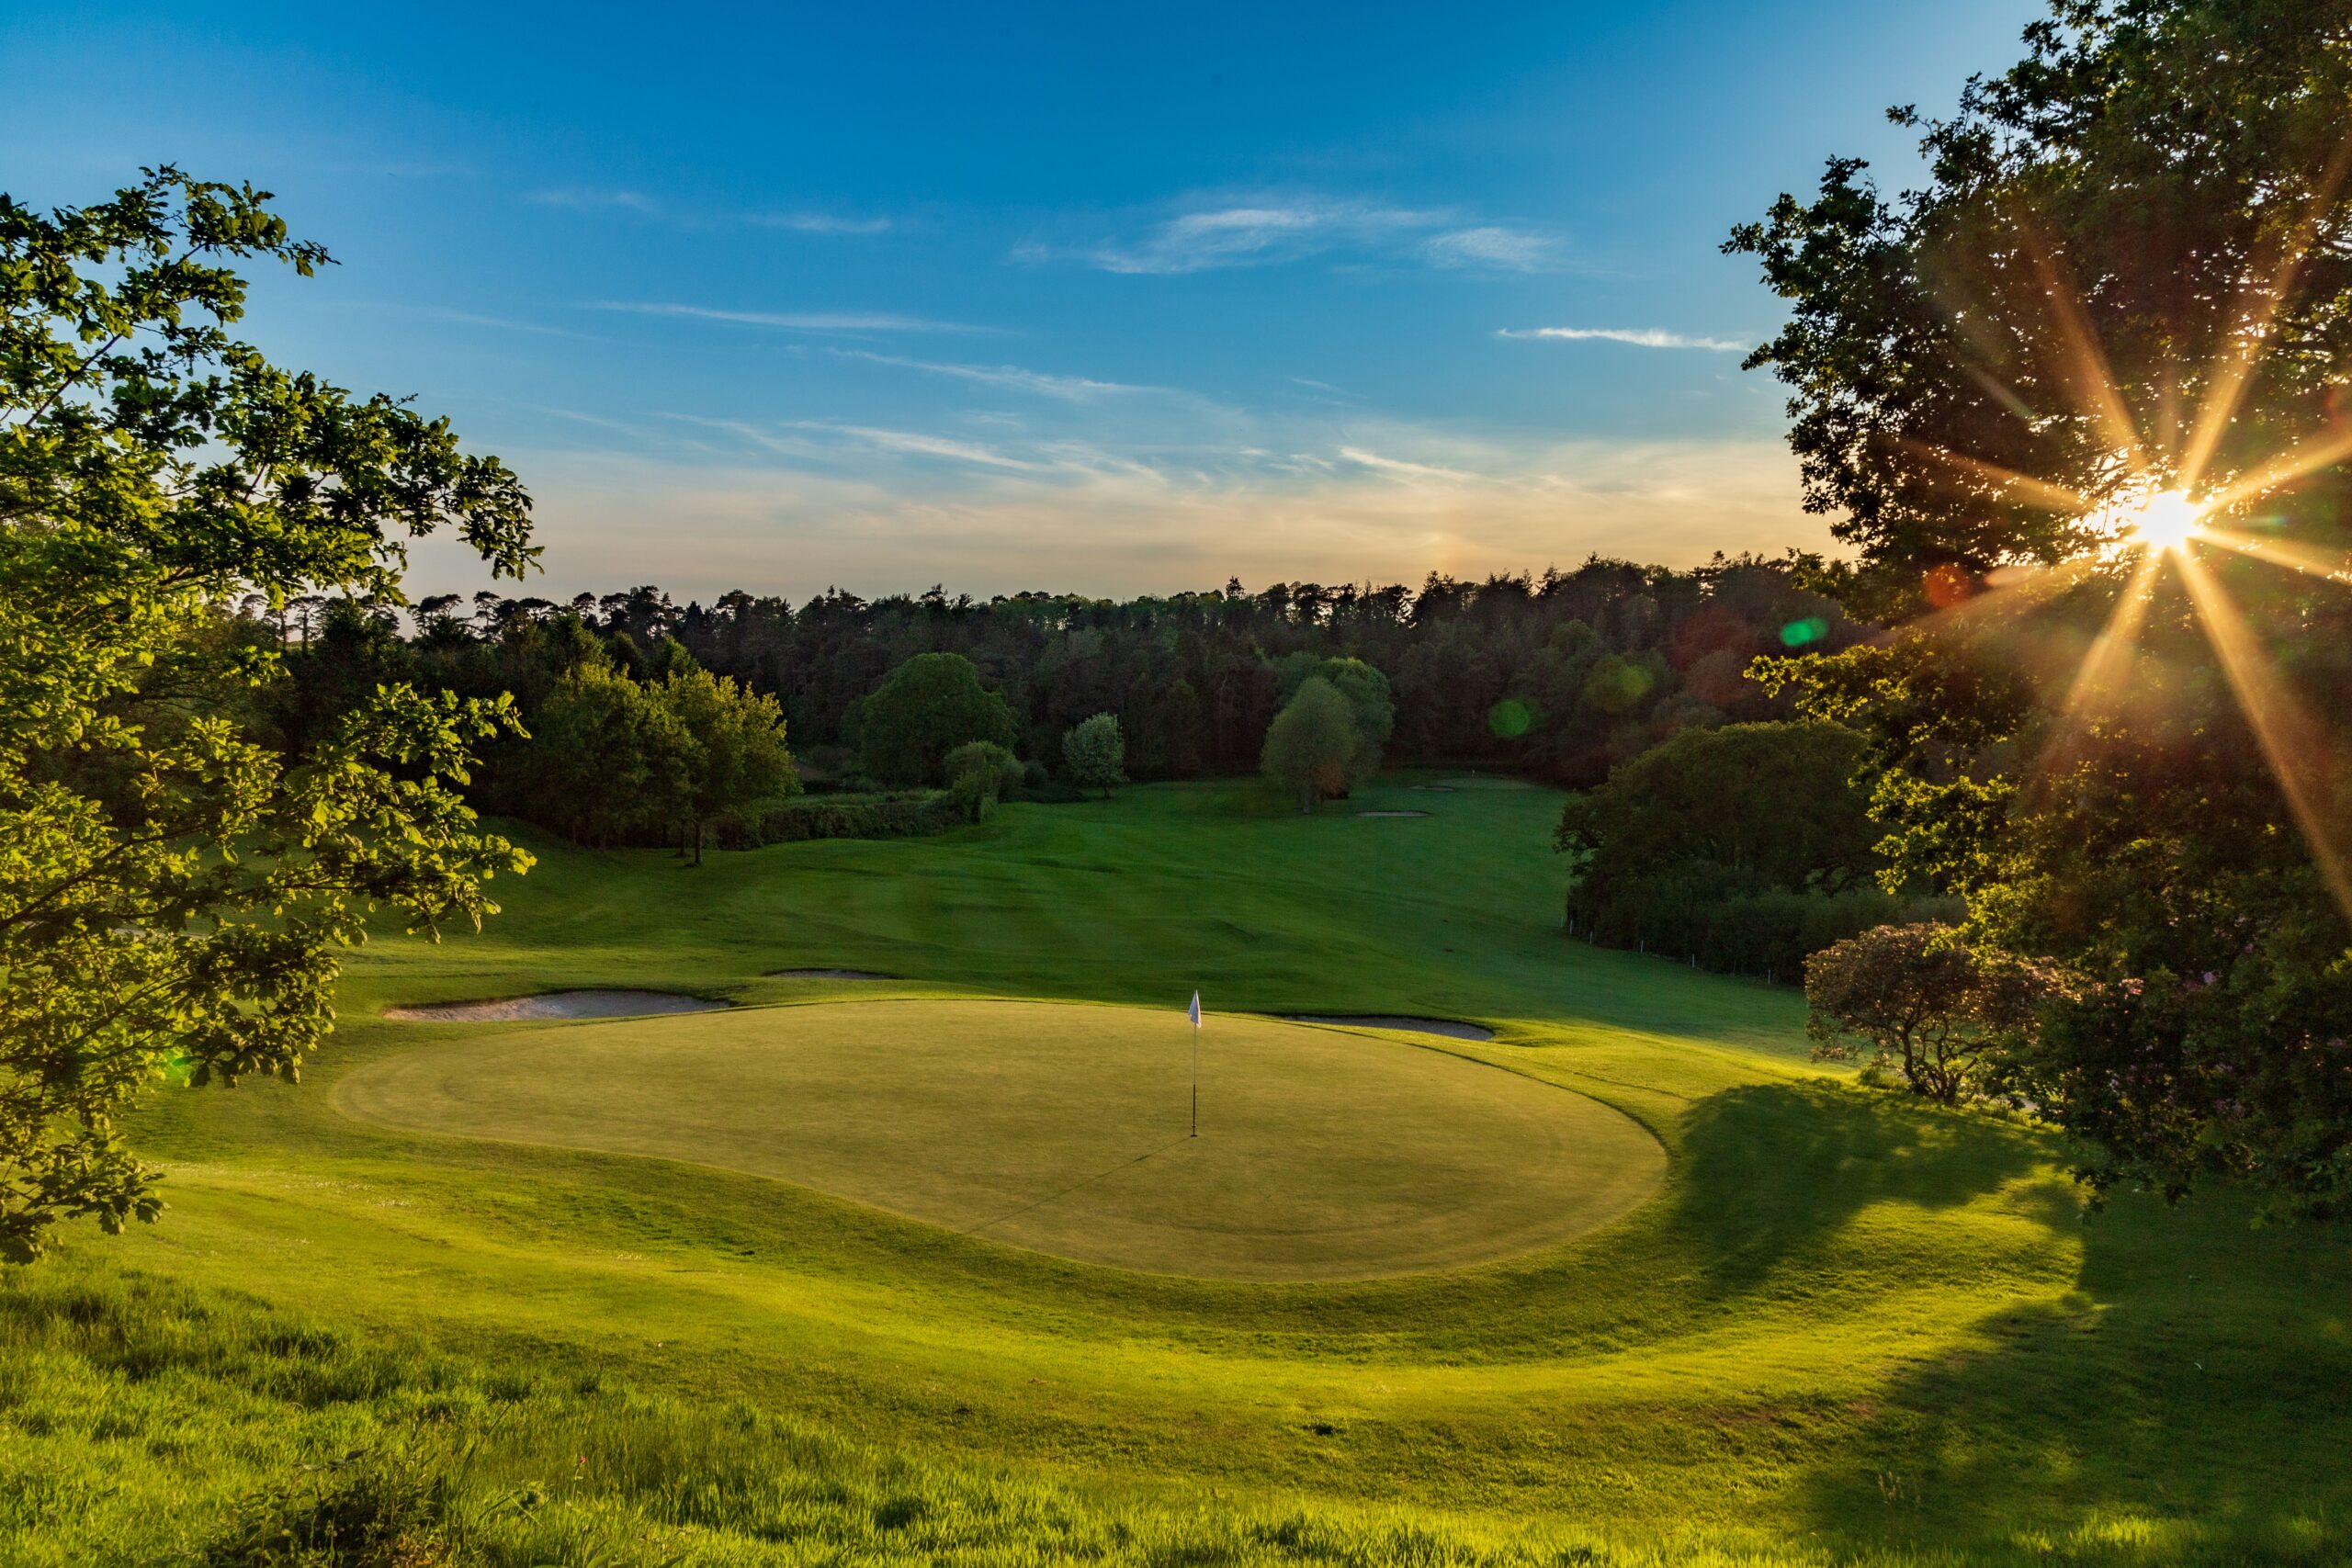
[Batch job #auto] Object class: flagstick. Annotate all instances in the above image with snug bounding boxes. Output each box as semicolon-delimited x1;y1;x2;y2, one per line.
1190;1016;1198;1138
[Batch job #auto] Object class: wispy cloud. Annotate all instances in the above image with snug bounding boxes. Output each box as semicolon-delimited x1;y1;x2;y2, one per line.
410;430;1821;604
1027;196;1570;277
410;307;594;340
1422;226;1561;273
1340;446;1479;484
1033;197;1464;276
528;186;658;212
834;350;1159;400
754;211;894;236
590;302;994;335
1498;326;1747;352
808;423;1050;471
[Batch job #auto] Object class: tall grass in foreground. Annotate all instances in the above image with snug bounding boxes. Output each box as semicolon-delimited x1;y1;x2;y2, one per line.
3;1259;2336;1568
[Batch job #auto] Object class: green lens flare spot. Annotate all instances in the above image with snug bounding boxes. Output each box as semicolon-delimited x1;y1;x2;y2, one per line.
1780;616;1828;648
1487;698;1533;739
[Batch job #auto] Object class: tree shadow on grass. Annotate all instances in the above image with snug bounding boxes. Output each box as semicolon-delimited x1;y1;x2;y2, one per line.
1665;1081;2042;1302
1791;1183;2352;1563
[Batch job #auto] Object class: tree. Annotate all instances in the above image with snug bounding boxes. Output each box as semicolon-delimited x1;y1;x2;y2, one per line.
1733;2;2352;1214
1553;721;1902;974
944;739;1021;818
1314;657;1395;782
1725;0;2352;594
857;652;1017;787
522;661;687;848
1062;712;1125;798
1805;924;2060;1104
0;170;536;1261
1260;678;1361;814
1159;678;1205;777
653;668;797;863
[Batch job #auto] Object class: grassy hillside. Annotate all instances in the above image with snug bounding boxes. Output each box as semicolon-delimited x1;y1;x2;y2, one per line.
5;774;2348;1567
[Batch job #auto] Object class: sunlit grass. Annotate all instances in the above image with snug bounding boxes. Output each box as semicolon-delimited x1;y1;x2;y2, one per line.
4;776;2349;1565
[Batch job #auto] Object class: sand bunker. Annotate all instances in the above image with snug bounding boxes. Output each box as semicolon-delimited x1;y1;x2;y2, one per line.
382;990;729;1023
1356;810;1430;818
1282;1015;1495;1042
1408;784;1457;793
766;968;896;980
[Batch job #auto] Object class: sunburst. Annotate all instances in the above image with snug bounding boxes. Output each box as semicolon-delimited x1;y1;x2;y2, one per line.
1883;200;2352;920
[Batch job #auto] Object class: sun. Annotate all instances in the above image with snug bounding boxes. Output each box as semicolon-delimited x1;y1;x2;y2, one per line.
2128;489;2205;552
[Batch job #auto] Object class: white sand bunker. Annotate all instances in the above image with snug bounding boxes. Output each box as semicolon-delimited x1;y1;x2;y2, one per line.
383;990;729;1023
1408;784;1457;793
1356;809;1430;818
767;968;896;980
1283;1015;1495;1042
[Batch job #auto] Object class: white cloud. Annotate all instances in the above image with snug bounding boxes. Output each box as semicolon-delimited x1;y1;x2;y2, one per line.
804;423;1051;472
1498;326;1747;352
833;350;1159;400
589;302;993;334
528;187;657;212
754;212;894;236
1340;446;1479;484
1422;227;1560;272
1042;197;1472;276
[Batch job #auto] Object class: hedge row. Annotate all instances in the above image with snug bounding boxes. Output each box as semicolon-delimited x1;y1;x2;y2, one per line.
712;792;972;849
1569;881;1960;982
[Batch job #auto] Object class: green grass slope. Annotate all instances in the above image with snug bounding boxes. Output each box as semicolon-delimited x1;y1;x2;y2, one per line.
5;774;2349;1568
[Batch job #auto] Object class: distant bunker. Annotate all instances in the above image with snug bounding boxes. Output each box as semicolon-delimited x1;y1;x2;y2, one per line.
382;990;729;1023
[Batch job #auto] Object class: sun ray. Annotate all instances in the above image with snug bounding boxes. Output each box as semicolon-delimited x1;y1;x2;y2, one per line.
2177;130;2352;495
2020;554;2165;801
1900;552;2105;644
2173;550;2352;921
2200;421;2352;513
2011;215;2154;478
2059;552;2164;719
2198;526;2352;583
1893;437;2096;516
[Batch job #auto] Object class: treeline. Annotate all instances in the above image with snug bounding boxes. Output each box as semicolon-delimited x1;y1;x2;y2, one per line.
255;552;1865;806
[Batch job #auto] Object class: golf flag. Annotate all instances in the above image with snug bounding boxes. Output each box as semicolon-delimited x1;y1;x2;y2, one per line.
1186;991;1201;1136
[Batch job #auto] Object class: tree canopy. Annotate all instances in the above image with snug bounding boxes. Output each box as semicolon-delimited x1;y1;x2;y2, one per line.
1061;713;1125;798
0;170;536;1260
651;668;797;863
857;652;1019;787
1736;1;2352;1213
1554;721;1912;976
1260;679;1361;814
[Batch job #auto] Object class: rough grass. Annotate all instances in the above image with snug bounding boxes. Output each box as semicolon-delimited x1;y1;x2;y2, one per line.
6;774;2350;1566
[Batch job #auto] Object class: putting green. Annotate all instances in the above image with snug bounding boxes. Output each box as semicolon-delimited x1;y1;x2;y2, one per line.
334;998;1665;1279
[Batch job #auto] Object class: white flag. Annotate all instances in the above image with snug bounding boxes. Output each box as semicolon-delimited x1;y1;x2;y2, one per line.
1187;991;1202;1028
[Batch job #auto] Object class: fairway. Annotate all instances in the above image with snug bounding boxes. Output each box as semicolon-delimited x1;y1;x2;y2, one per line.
334;998;1665;1278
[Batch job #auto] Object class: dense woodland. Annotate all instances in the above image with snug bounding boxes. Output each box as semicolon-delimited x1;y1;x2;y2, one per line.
258;552;1864;799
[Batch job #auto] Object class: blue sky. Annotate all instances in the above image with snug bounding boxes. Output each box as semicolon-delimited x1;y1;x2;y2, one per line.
6;2;2044;601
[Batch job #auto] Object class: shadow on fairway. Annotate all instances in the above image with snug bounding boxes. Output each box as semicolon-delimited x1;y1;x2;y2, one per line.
1791;1189;2352;1561
1666;1082;2038;1300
